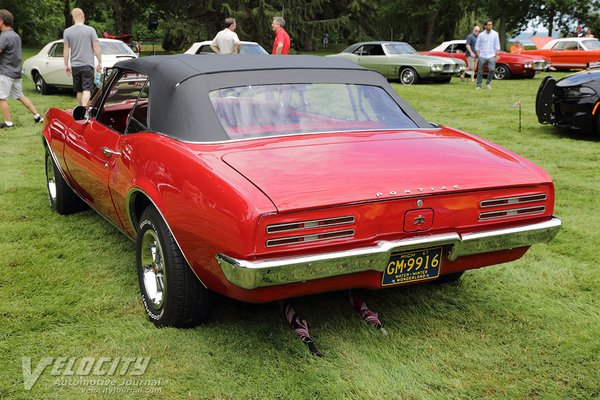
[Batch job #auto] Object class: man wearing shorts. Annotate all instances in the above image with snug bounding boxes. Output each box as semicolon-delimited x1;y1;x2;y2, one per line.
63;8;102;106
0;9;43;129
461;25;479;82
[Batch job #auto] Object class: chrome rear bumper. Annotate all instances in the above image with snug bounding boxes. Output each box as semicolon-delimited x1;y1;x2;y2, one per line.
216;218;561;290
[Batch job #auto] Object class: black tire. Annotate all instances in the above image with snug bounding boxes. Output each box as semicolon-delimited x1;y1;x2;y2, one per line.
45;147;87;215
399;67;420;85
494;64;512;80
432;271;465;285
34;72;51;95
136;206;213;327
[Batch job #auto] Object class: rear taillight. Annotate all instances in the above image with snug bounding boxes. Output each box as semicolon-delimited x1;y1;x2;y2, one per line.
479;193;547;221
265;216;355;247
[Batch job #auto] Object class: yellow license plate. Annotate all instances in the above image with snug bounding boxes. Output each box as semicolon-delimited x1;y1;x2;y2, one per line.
381;247;443;286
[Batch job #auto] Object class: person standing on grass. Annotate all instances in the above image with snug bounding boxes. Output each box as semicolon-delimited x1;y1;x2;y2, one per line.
474;19;500;90
63;8;102;106
460;25;479;82
210;18;241;54
271;16;290;55
0;10;44;129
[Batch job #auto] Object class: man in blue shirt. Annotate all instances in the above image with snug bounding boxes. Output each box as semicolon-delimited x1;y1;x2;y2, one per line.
474;20;500;90
461;25;480;82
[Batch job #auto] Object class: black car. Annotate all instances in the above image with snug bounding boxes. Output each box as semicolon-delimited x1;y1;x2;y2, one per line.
536;70;600;134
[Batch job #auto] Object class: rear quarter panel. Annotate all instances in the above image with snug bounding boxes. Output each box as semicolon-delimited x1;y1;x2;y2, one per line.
109;135;277;293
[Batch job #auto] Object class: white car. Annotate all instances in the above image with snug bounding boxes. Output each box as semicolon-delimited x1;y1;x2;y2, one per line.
23;38;137;94
184;41;268;55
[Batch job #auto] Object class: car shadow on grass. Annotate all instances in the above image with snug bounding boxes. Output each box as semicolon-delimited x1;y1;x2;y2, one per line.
536;125;600;142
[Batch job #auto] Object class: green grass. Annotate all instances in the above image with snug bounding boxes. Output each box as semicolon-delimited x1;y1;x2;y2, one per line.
1;59;599;399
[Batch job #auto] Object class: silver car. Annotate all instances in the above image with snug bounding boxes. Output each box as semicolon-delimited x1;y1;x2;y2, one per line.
23;38;137;94
328;41;466;85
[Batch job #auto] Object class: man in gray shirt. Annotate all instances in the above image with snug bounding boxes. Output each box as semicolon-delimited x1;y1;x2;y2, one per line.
0;9;43;129
63;8;102;106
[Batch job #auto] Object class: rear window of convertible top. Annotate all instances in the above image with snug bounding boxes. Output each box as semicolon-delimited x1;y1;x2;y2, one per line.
208;83;418;140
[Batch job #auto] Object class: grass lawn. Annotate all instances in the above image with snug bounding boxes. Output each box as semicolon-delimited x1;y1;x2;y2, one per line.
1;54;598;399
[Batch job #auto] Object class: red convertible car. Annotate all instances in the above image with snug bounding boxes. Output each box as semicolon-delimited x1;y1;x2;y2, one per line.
43;55;561;327
424;40;550;79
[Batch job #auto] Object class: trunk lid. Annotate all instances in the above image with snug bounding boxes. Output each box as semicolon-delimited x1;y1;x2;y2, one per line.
221;130;547;212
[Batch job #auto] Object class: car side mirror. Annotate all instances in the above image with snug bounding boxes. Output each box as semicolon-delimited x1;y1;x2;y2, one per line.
73;105;89;122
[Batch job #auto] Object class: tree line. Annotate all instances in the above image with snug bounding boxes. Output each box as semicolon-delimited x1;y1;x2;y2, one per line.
4;0;600;51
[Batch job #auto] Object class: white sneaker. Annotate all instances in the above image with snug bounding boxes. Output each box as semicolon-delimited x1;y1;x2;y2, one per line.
476;86;481;90
486;84;492;90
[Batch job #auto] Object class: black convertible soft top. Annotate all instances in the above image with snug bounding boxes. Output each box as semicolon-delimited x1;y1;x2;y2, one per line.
115;54;369;86
114;55;429;142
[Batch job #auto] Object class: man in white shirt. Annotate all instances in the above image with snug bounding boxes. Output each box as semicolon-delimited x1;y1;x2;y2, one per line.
474;20;500;90
210;18;240;54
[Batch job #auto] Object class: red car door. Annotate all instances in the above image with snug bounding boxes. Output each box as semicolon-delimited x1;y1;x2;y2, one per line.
63;117;124;227
63;71;149;229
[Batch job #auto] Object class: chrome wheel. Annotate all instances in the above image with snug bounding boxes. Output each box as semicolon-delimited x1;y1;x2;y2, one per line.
140;229;167;309
34;73;49;94
494;65;510;80
136;206;213;327
45;153;57;205
400;68;417;85
35;75;43;93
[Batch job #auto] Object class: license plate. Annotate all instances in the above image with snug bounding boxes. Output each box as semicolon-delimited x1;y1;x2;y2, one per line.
381;247;443;286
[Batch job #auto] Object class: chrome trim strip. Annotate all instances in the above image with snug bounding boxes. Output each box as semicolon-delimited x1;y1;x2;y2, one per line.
265;229;355;247
480;193;547;208
266;216;355;234
165;127;443;145
215;218;561;289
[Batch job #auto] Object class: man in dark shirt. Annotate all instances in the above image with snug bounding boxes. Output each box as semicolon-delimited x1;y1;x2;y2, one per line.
461;25;480;82
0;9;43;129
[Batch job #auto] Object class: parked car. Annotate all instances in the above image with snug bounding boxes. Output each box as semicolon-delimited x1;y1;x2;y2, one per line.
536;68;600;134
328;41;465;84
42;55;561;327
424;40;550;79
523;37;600;70
22;38;138;95
184;41;268;55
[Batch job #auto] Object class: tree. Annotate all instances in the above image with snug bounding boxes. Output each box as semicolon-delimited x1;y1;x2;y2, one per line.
376;0;471;49
3;0;64;45
480;0;535;50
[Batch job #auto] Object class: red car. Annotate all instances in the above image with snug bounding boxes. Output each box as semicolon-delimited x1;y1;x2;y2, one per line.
43;55;561;327
423;40;550;79
522;37;600;70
